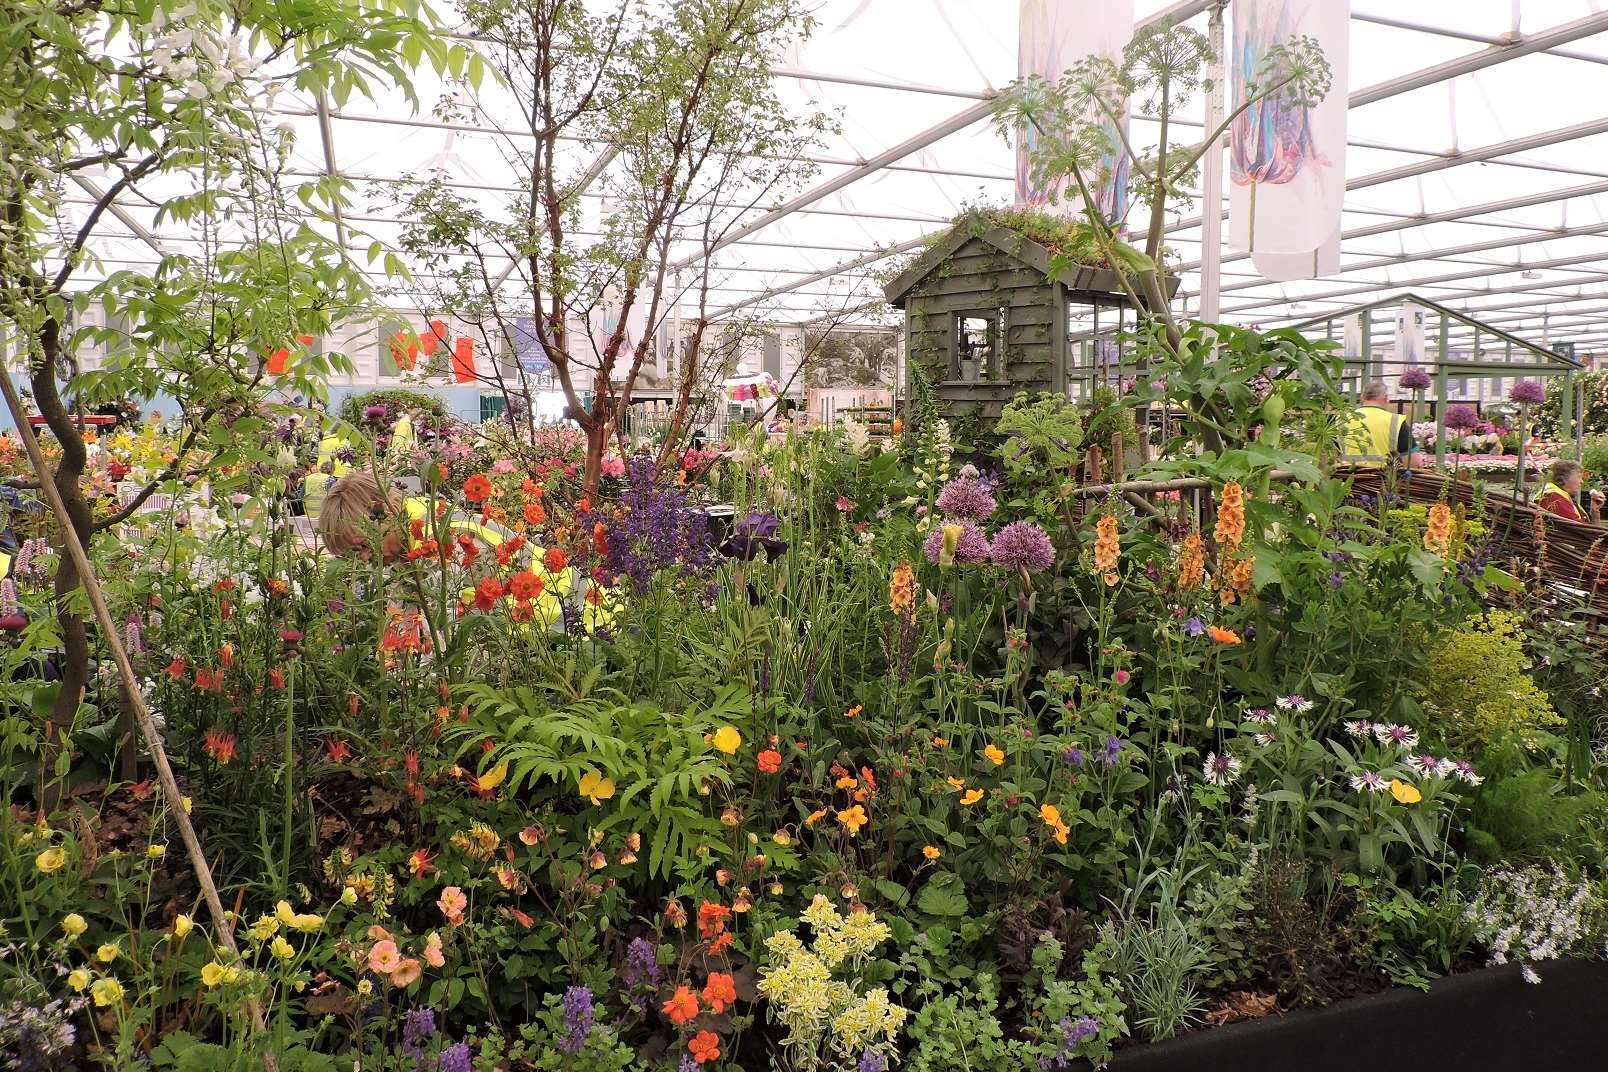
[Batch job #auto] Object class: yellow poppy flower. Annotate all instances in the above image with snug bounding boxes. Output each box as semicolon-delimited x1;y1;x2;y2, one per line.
1390;779;1422;804
932;736;949;748
711;726;742;755
146;843;166;860
960;789;984;806
835;805;869;835
91;977;124;1007
922;845;941;860
984;744;1006;766
579;771;616;805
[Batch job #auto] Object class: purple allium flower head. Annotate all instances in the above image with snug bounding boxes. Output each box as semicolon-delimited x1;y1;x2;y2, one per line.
437;1042;471;1072
559;985;594;1054
935;477;996;521
363;404;389;422
1443;404;1480;432
1399;367;1432;391
990;521;1055;573
1183;616;1206;637
1508;379;1546;405
922;519;991;566
402;1006;437;1058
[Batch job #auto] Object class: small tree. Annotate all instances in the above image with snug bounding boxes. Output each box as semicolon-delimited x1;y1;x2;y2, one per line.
395;0;830;492
0;0;461;758
995;19;1330;452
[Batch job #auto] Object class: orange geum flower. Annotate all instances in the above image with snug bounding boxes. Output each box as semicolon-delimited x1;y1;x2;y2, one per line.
836;805;869;835
1207;625;1242;645
960;788;984;806
702;971;737;1014
662;986;700;1025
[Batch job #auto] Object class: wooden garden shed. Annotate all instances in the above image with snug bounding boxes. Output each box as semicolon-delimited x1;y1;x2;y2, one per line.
883;212;1167;433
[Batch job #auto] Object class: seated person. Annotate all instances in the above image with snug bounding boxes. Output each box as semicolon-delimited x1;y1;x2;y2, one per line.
1535;460;1605;524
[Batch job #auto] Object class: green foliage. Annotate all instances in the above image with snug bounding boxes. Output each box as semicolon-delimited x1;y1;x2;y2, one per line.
1422;611;1562;755
952;205;1124;269
993;391;1083;520
1465;769;1608;865
1352;879;1474;990
337;388;448;430
1538;369;1608;438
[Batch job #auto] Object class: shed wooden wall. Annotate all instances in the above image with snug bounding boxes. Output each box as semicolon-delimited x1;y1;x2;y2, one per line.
902;236;1067;429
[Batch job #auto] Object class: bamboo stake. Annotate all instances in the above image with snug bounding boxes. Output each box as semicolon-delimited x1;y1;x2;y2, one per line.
0;365;273;1052
1069;470;1302;498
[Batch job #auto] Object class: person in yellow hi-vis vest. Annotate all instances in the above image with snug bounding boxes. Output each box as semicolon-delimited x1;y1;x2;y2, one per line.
316;472;614;632
1343;381;1411;468
302;430;353;519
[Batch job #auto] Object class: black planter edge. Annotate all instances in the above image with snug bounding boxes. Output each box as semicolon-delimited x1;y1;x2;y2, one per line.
1097;957;1608;1072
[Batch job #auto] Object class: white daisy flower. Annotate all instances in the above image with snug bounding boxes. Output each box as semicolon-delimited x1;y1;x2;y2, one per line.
1244;708;1277;725
1452;760;1484;786
1408;754;1450;778
1276;695;1314;712
1373;724;1419;749
1344;719;1373;737
1252;732;1276;747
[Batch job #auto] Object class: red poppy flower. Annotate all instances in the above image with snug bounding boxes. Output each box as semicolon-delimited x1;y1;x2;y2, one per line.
462;474;493;503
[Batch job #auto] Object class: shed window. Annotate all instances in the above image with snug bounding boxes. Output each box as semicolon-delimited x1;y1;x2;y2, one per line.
953;314;998;382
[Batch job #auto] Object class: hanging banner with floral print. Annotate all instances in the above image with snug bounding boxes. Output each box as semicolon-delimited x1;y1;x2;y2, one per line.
1016;0;1133;223
1228;0;1349;260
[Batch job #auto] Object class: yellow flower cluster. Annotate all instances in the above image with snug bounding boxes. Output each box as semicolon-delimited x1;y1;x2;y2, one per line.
1424;502;1452;556
1039;803;1070;846
758;898;906;1072
1214;482;1246;552
1176;531;1205;590
832;987;908;1054
1093;514;1120;586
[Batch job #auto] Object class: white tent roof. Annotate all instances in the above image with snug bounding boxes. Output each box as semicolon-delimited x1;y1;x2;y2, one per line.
63;0;1608;355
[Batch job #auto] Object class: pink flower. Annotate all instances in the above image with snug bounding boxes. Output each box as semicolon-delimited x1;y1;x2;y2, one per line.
491;459;516;474
437;886;468;926
368;939;402;974
389;957;422;988
1113;669;1130;686
601;454;626;478
423;932;445;968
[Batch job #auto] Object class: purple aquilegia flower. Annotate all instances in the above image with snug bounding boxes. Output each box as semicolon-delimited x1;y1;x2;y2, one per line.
990;521;1055;573
1399;367;1432;391
437;1042;472;1072
1062;744;1085;768
1327;570;1346;588
922;519;991;566
559;985;594;1054
1508;379;1546;406
401;1006;437;1059
1183;617;1206;637
935;477;996;521
1097;736;1125;768
1443;404;1480;433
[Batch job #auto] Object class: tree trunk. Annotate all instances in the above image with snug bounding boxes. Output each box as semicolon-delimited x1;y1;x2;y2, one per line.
33;318;93;807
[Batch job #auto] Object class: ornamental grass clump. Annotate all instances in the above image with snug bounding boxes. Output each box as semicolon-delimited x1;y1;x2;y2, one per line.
758;896;907;1072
